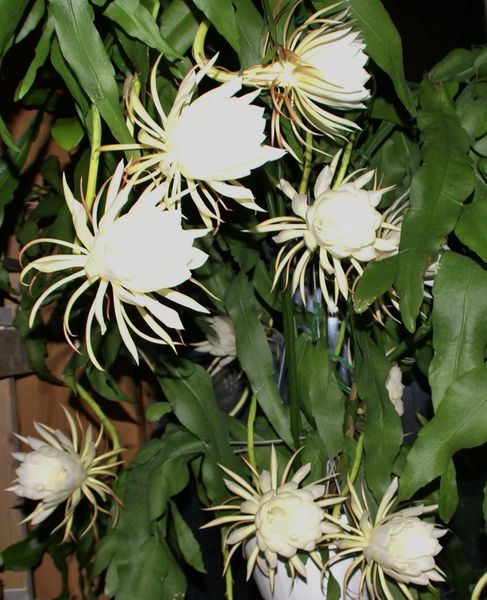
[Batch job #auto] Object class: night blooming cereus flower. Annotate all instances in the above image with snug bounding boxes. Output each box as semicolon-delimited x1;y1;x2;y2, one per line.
21;161;209;369
109;57;285;227
242;5;370;148
8;409;120;541
255;152;403;310
322;477;446;599
385;363;405;416
193;315;237;375
202;447;342;591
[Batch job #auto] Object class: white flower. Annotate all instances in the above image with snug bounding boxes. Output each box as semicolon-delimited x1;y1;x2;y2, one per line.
385;363;405;416
21;161;209;369
194;315;237;375
8;409;120;540
105;58;285;226
322;477;446;599
255;152;403;310
242;5;370;148
202;447;342;591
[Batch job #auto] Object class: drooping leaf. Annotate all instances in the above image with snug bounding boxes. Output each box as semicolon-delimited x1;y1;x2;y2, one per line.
439;459;458;523
399;364;487;499
159;0;199;56
50;38;90;120
429;47;484;83
455;200;487;263
190;0;240;56
354;329;403;500
104;0;181;59
354;255;398;313
15;16;54;101
429;253;487;410
169;500;206;573
14;0;46;44
396;80;475;331
225;273;293;448
348;0;415;115
295;334;345;460
48;0;132;143
234;0;266;68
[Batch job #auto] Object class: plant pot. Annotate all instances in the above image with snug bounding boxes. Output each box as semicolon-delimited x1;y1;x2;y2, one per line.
246;539;365;600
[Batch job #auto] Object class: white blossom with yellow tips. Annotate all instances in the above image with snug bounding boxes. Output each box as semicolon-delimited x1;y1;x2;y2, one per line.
8;408;121;541
321;477;446;599
255;152;403;311
21;161;209;370
105;57;285;227
202;446;343;592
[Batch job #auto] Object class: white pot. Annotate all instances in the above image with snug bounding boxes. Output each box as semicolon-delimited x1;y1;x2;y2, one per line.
247;539;365;600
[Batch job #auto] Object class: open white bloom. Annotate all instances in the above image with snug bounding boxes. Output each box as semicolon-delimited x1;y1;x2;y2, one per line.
385;363;405;416
322;477;446;599
21;161;209;369
255;152;403;310
8;409;120;541
193;315;237;375
242;5;370;148
203;447;342;591
104;58;285;227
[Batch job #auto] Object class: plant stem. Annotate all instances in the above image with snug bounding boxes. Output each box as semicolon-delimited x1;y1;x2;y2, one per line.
334;318;347;357
85;105;102;212
282;286;300;447
74;380;121;455
222;533;234;600
229;386;249;417
333;433;364;519
472;571;487;600
332;137;354;190
192;21;236;82
298;132;313;195
247;394;259;488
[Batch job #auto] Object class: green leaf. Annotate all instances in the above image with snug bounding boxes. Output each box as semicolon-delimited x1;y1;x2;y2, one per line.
429;253;487;410
0;0;31;59
354;255;398;313
396;80;475;331
146;401;172;422
429;47;483;83
295;334;345;459
86;367;134;404
48;0;132;143
104;0;181;58
1;536;47;570
399;364;487;500
483;480;487;533
51;117;84;151
169;500;206;573
225;273;293;448
348;0;415;115
191;0;240;56
234;0;265;68
50;38;90;120
0;112;43;228
159;0;199;56
156;358;240;501
15;17;54;101
438;459;458;523
455;201;487;262
354;330;403;500
0;113;17;150
15;0;46;44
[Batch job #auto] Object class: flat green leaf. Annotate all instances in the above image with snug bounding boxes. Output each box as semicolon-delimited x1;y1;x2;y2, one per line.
354;330;403;500
429;47;482;83
146;401;172;422
191;0;240;56
354;255;398;313
439;459;458;523
225;273;293;448
396;80;475;331
169;500;206;573
348;0;415;115
104;0;180;58
295;334;345;460
234;0;266;68
51;116;84;150
156;358;240;501
15;0;46;43
50;38;90;120
1;536;47;570
399;364;487;500
0;0;31;59
429;253;487;410
159;0;199;56
15;17;54;101
455;200;487;262
48;0;132;143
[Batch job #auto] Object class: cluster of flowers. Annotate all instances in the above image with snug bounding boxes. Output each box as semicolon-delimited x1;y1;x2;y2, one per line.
204;449;446;599
20;4;403;370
